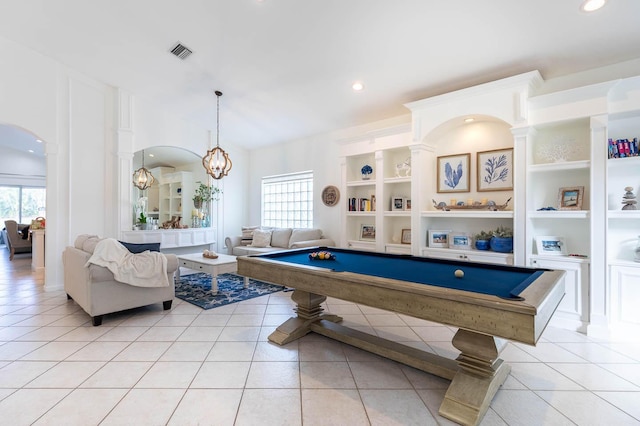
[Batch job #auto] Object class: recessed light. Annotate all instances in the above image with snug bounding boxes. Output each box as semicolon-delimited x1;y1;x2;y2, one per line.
580;0;606;12
28;149;34;153
464;118;475;123
352;81;364;91
149;153;155;157
36;139;42;143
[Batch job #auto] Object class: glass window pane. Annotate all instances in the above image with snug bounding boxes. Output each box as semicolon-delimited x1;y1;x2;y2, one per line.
0;186;20;223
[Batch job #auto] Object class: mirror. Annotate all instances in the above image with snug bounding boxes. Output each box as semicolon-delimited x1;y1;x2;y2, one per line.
132;146;209;229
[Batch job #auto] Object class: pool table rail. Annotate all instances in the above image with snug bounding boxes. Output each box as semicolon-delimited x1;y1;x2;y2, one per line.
238;255;565;346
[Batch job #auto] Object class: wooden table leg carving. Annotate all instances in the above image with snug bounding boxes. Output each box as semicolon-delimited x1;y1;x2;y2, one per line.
268;289;342;345
439;329;510;426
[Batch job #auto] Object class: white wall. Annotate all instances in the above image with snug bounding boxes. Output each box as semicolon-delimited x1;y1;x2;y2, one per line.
0;145;46;186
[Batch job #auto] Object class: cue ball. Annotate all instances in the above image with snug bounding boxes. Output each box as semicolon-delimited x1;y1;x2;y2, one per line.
454;269;464;278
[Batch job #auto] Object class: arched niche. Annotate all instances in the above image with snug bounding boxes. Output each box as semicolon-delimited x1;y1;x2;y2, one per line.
132;146;209;225
424;114;514;204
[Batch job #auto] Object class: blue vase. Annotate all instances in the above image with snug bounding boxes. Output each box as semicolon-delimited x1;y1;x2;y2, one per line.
490;236;513;253
475;240;490;250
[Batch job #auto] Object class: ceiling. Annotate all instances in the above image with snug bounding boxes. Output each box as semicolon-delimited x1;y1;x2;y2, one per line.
1;0;640;156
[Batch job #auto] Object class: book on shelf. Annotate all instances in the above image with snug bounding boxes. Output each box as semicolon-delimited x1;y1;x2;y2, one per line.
348;197;374;212
609;138;638;159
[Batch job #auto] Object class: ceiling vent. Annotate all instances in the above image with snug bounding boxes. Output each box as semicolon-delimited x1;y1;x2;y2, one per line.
170;43;193;60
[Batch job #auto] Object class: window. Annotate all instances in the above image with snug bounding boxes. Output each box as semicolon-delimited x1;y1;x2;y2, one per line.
262;171;313;228
0;185;46;225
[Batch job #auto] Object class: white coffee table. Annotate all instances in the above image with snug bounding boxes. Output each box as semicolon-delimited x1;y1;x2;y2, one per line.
176;253;249;294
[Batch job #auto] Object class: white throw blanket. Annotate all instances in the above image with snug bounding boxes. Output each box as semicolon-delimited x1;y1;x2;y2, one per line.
86;238;169;288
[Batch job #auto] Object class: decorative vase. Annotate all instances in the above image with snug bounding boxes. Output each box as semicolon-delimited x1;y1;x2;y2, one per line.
475;239;490;250
490;236;513;253
193;198;203;209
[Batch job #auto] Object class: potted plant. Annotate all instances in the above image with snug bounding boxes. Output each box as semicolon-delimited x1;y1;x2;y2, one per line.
473;230;493;250
193;183;221;227
134;197;148;230
193;182;221;206
490;226;513;253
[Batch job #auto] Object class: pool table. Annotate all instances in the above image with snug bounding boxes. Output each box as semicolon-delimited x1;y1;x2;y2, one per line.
237;247;565;426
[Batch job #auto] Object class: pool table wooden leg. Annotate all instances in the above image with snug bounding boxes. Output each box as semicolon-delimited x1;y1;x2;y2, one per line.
268;289;342;345
439;329;510;426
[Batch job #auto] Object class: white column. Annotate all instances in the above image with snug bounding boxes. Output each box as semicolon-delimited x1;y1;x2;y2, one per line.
588;114;609;336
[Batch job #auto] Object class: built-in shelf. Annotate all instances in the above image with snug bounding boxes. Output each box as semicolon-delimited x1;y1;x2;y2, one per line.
528;160;590;172
384;211;411;217
608;259;640;268
420;210;514;219
607;156;640;168
528;210;590;219
346;180;375;187
346;211;376;217
608;210;640;219
383;177;411;184
531;254;590;264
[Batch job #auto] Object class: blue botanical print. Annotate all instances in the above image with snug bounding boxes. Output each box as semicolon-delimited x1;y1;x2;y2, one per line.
444;161;463;189
483;155;509;185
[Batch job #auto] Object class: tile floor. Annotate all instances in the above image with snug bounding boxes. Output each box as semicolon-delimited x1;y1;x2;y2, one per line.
1;250;639;425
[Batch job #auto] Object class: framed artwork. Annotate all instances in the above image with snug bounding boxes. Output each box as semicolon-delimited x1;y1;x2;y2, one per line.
401;229;411;244
428;230;451;248
558;186;584;210
437;153;470;193
321;185;340;207
391;196;404;211
404;198;411;210
449;232;471;250
536;236;567;255
477;148;513;192
360;224;376;241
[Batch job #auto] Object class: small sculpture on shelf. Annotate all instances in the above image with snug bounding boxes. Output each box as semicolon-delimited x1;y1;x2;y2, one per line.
622;186;637;210
361;164;373;180
394;157;411;177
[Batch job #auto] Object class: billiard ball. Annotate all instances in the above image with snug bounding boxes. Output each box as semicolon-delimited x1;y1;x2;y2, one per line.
454;269;464;278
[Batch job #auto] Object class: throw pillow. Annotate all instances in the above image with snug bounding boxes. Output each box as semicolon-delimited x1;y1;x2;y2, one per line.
270;228;293;248
118;241;161;253
241;225;260;246
75;234;99;249
288;228;322;247
251;229;272;248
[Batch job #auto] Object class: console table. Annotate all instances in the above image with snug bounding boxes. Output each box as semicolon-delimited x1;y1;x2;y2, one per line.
120;227;216;254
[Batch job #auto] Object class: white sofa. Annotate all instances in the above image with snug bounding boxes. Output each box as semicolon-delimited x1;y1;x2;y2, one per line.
63;234;178;326
225;227;335;256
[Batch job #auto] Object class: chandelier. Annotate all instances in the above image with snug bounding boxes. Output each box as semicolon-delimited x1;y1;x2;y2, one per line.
202;90;232;179
132;149;155;190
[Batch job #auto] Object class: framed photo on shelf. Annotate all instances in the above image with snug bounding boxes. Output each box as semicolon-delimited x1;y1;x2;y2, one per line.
401;229;411;244
449;232;471;250
360;224;376;241
536;236;567;255
477;148;513;192
404;198;411;210
391;196;404;211
557;186;584;210
437;153;470;193
428;230;451;248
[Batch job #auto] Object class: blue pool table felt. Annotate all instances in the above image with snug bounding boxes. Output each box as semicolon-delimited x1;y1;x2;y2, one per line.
262;249;543;299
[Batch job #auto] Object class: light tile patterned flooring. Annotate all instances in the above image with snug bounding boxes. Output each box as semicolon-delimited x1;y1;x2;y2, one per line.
1;250;639;425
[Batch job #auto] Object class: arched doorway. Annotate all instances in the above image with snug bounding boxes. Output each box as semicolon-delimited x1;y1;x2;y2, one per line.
0;123;46;277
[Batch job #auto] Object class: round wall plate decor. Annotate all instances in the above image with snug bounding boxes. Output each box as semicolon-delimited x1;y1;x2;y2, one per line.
321;185;340;207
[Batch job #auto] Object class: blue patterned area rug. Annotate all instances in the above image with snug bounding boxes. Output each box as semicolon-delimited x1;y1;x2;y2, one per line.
174;272;285;310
